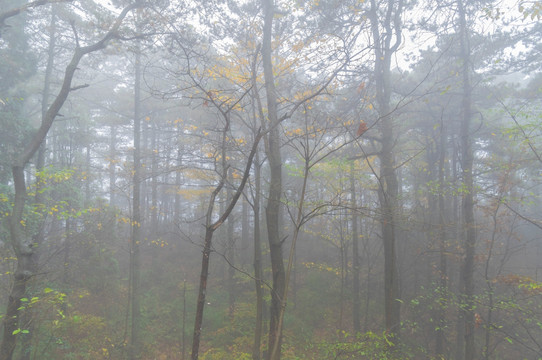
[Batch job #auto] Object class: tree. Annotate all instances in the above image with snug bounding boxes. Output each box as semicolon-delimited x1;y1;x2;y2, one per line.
259;1;351;357
129;22;143;360
368;0;404;337
456;1;477;358
260;2;285;358
0;3;142;358
1;1;541;359
190;124;263;359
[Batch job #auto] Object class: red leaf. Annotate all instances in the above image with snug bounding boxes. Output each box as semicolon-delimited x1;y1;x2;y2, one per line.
356;120;368;137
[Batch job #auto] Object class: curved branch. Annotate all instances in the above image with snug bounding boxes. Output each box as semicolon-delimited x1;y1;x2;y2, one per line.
15;2;143;167
0;0;73;35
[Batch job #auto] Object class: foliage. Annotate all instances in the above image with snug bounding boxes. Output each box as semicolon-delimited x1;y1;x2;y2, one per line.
46;312;112;359
319;331;414;360
1;0;542;359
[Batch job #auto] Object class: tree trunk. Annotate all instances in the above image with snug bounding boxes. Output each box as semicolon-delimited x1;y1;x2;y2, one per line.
351;162;361;333
19;6;56;358
150;121;160;282
369;0;403;337
483;205;499;360
1;167;33;360
84;139;91;205
151;121;158;233
63;218;71;286
435;122;448;357
261;0;286;358
190;128;263;360
252;151;264;360
191;227;215;360
109;124;117;207
457;1;476;359
227;170;236;318
242;195;249;265
174;137;183;227
129;36;143;360
182;280;187;360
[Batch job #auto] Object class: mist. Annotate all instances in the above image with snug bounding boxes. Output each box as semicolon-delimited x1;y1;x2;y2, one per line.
1;0;541;359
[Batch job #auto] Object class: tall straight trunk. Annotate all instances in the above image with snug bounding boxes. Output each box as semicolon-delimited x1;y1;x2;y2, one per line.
369;0;403;336
250;45;266;360
265;141;285;360
219;190;226;285
182;280;187;360
351;162;361;333
174;138;183;227
337;203;347;331
483;203;500;360
242;195;249;264
129;38;143;360
435;123;448;357
453;135;465;360
227;170;236;318
191;227;215;360
141;118;148;222
252;151;264;360
63;218;71;286
457;1;476;359
261;0;286;358
84;141;91;205
150;122;160;281
151;121;158;232
110;125;117;207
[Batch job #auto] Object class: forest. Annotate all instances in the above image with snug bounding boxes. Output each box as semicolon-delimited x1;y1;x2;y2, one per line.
1;0;542;359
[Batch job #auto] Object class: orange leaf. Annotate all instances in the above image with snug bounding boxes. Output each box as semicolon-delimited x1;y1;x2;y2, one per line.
356;120;368;137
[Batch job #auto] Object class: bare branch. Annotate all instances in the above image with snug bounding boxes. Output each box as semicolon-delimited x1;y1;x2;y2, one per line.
0;0;73;36
502;202;542;231
70;84;89;91
497;97;542;165
212;128;264;231
15;2;144;168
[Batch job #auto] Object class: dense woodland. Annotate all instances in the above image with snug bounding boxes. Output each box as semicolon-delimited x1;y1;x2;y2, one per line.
1;0;542;359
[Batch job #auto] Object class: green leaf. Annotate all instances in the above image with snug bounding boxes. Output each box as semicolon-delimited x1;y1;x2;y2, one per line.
20;298;28;302
44;288;53;294
21;330;29;334
12;329;20;335
440;85;451;95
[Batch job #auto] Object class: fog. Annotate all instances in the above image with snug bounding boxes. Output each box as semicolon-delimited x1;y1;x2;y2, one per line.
1;0;542;359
